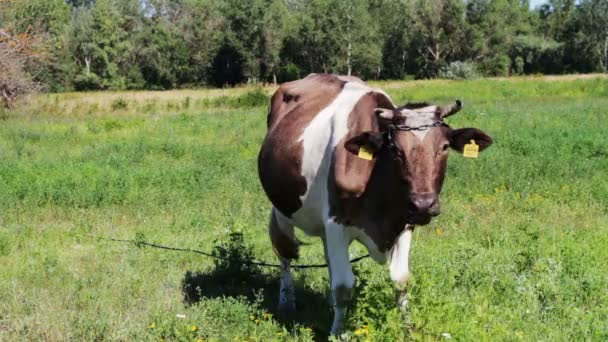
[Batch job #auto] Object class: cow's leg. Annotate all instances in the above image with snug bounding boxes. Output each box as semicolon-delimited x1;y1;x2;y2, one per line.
389;225;414;310
269;207;298;312
323;220;354;335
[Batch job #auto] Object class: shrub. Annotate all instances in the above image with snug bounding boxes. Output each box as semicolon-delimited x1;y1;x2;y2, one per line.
482;54;511;76
278;62;302;83
111;98;128;110
235;88;268;107
73;72;103;91
211;230;259;277
438;61;481;80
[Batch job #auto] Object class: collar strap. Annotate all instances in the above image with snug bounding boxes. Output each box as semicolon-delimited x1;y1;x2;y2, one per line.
389;120;449;132
384;121;449;151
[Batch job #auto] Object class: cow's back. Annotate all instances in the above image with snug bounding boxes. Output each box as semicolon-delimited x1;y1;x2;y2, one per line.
258;74;348;218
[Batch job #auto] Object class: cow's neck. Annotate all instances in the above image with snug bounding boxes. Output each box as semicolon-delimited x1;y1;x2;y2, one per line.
350;150;411;251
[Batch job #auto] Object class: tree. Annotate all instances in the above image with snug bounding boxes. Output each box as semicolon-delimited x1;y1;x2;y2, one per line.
0;29;44;107
410;0;468;77
260;0;289;84
573;0;608;72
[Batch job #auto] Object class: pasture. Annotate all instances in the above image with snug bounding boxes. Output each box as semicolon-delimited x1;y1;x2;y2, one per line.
1;76;607;341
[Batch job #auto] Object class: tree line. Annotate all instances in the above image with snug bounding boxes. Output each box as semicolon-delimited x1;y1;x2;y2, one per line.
0;0;607;97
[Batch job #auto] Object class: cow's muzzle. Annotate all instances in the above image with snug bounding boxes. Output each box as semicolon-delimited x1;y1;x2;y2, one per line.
407;193;440;224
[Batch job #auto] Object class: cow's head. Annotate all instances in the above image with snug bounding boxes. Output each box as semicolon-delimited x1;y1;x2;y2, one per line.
344;100;492;225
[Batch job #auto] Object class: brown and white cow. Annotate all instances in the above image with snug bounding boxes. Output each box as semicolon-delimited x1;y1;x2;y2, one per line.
257;74;492;334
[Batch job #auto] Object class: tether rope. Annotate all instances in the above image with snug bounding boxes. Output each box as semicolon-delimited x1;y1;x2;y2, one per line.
83;235;370;269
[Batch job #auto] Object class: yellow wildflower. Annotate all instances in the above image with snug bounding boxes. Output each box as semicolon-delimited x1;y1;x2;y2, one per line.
148;322;156;329
191;325;198;332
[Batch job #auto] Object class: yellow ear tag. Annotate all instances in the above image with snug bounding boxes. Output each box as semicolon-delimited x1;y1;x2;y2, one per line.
463;139;479;158
358;145;374;160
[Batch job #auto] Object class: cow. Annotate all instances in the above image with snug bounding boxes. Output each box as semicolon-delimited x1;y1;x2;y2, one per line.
257;74;492;334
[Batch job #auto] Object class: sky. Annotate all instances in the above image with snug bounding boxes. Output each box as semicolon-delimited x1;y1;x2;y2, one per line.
529;0;546;9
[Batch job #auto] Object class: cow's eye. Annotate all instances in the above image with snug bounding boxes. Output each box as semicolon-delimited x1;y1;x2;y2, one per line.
441;143;450;152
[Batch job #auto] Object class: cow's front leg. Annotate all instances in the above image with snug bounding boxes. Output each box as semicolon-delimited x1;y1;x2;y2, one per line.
389;225;414;310
323;220;354;335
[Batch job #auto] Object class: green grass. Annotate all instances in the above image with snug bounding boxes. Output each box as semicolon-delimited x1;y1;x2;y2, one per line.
1;76;607;341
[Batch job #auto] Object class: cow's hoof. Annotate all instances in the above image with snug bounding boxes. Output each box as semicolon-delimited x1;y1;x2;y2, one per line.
398;292;409;312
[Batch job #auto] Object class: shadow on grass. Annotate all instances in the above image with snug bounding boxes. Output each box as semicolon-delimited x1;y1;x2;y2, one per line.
180;231;331;340
181;268;331;340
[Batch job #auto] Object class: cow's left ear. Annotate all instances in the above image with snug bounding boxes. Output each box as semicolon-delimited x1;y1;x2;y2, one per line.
449;128;493;153
344;132;384;156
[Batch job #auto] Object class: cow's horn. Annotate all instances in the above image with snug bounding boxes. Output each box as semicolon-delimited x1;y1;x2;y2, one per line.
440;100;463;118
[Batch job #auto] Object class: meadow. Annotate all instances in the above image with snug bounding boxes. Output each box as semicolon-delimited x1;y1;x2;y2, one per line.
1;76;607;341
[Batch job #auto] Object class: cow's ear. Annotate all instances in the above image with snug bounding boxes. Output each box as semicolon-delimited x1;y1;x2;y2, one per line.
344;132;384;155
449;128;493;153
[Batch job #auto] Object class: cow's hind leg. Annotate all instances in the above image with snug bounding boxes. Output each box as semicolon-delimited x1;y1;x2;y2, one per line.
389;225;414;310
269;207;298;312
324;220;354;335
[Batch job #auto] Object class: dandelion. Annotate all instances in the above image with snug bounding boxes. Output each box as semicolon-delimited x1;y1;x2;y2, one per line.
191;325;198;332
148;322;156;329
249;315;255;321
354;326;369;336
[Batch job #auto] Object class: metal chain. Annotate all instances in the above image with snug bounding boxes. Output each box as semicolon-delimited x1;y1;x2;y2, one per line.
390;120;448;132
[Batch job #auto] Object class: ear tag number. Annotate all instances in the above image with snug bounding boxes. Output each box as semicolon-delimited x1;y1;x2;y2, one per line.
358;145;374;160
463;140;479;158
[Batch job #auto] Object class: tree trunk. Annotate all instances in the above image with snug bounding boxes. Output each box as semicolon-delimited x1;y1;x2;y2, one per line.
401;49;407;77
603;35;608;73
84;56;91;75
347;41;352;76
2;88;14;109
273;70;277;85
345;3;353;76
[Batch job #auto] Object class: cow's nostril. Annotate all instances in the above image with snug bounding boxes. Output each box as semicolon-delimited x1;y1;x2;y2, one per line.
410;193;439;214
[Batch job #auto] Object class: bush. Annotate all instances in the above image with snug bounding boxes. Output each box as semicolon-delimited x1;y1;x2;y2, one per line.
482;54;511;77
111;98;128;110
211;230;259;277
235;88;268;107
73;72;103;91
438;61;481;80
278;62;302;82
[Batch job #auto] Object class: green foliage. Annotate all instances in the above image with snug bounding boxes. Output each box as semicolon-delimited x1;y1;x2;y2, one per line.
235;88;269;107
110;98;128;110
211;230;260;277
511;35;564;74
438;61;481;80
73;73;103;91
3;0;608;91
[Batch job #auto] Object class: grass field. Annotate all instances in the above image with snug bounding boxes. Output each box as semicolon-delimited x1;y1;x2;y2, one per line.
1;76;608;341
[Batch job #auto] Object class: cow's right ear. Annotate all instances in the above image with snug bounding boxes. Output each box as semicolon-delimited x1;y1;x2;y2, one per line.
344;132;384;156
